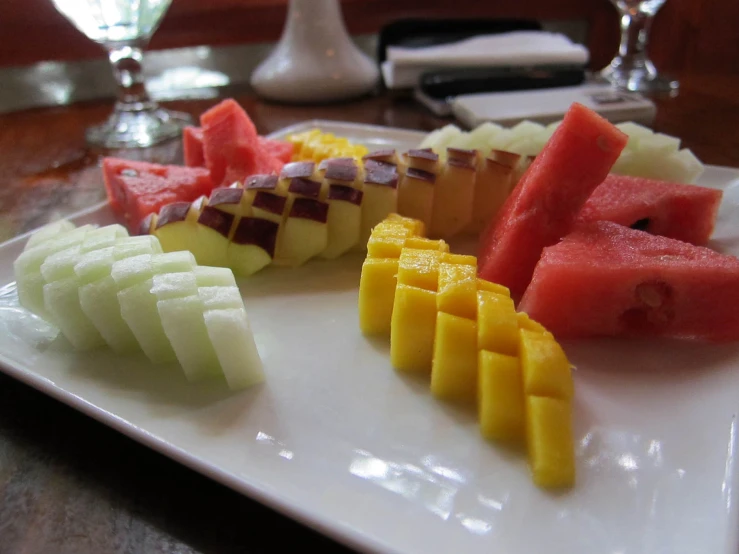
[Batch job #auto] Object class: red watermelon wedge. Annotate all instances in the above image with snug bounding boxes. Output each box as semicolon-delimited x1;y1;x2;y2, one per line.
518;221;739;342
201;99;260;186
477;103;628;298
576;174;722;246
183;126;205;167
258;137;294;165
200;99;288;187
184;125;293;168
103;158;213;234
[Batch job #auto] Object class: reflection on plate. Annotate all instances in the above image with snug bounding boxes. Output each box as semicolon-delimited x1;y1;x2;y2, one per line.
0;122;738;554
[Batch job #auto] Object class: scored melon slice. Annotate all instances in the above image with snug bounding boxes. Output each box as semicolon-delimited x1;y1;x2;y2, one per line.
112;252;196;363
203;308;265;390
193;266;238;287
39;232;128;350
43;275;107;350
156;294;222;381
196;281;264;389
195;281;263;386
76;238;162;354
14;225;97;318
24;219;77;251
79;224;129;253
117;279;177;364
198;286;243;310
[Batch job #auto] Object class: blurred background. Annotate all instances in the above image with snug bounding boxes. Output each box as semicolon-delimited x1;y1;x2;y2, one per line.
2;0;736;73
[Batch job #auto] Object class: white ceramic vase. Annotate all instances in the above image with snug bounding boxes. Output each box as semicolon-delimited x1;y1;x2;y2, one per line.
250;0;380;103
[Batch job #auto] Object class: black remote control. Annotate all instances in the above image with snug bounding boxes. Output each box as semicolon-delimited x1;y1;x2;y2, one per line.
418;65;586;100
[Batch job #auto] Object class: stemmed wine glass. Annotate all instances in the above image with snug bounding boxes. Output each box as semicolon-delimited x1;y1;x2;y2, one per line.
50;0;191;148
601;0;678;93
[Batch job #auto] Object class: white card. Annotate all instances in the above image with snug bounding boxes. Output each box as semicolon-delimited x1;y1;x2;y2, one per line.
451;84;657;128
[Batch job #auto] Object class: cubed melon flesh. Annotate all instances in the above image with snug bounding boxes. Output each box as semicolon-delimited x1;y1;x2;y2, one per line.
198;286;243;310
24;220;77;251
14;225;97;318
79;275;140;354
111;253;196;363
43;277;107;350
80;224;129;253
204;308;265;390
193;266;238;287
157;294;222;381
40;233;125;349
151;271;199;300
117;278;178;364
75;240;162;354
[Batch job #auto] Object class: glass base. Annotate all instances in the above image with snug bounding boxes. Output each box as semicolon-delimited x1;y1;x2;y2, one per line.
86;107;192;149
601;64;679;95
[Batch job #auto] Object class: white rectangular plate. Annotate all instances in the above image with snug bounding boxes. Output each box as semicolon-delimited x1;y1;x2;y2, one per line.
1;121;739;554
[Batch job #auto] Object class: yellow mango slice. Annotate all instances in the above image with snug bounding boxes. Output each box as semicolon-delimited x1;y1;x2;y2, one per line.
478;350;525;442
477;278;511;297
516;312;551;335
385;213;425;236
367;227;414;259
442;253;476;266
358;258;399;336
367;235;408;259
288;129;368;162
519;329;574;400
403;237;449;252
437;263;477;320
526;396;575;488
366;216;426;259
391;284;437;373
397;248;445;292
477;290;519;356
431;313;477;403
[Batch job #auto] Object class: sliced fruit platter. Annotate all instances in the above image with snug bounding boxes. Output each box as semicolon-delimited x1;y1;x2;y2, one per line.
1;100;739;554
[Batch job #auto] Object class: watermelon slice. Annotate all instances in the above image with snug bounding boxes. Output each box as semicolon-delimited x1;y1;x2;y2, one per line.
477;103;628;298
103;158;213;234
518;221;739;342
199;99;287;186
183;126;205;167
201;99;259;186
258;137;294;165
576;174;722;246
185;123;292;170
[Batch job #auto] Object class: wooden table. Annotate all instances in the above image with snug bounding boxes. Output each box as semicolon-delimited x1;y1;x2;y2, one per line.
0;73;737;553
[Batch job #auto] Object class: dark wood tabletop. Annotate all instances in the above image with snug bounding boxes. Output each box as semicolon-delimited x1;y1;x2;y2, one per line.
1;72;738;553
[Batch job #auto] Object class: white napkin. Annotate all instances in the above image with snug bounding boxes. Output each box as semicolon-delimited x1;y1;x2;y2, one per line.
382;31;589;90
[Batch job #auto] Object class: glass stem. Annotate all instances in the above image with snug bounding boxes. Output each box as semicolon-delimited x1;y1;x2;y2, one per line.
617;10;654;71
107;44;156;113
